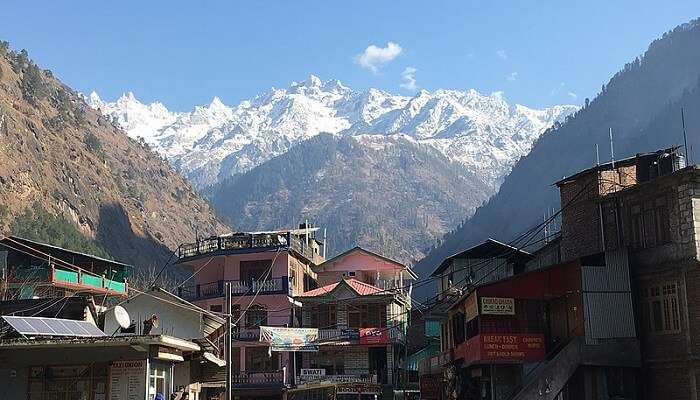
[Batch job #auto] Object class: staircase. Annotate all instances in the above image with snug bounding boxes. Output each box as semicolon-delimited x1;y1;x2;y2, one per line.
509;337;583;400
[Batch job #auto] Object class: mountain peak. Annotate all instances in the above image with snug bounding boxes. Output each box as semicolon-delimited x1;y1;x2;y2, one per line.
209;96;227;109
305;74;322;87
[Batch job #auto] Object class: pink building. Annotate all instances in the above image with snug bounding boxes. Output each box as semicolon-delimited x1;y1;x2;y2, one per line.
176;227;324;400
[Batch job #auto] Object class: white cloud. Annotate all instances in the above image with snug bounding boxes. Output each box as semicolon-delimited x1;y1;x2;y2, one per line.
356;41;403;73
496;49;508;60
400;67;418;91
567;91;578;100
506;72;518;82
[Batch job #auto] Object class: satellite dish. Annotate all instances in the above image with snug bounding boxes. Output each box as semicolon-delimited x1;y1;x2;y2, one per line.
114;305;131;330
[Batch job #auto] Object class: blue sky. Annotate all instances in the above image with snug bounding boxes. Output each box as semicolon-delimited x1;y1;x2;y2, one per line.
1;1;699;110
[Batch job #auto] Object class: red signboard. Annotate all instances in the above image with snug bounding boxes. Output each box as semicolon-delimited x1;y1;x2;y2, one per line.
454;333;545;364
359;328;388;345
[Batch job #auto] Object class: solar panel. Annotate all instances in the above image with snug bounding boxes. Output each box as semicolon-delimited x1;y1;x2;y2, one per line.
2;316;106;337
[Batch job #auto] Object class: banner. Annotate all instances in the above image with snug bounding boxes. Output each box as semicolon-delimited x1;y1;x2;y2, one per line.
259;326;319;352
454;334;545;363
480;297;515;315
359;328;388;345
464;293;479;321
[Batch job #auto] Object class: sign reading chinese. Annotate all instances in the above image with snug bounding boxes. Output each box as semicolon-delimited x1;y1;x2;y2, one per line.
259;326;319;352
419;374;441;400
336;383;381;395
455;334;545;363
359;328;388;345
480;297;515;315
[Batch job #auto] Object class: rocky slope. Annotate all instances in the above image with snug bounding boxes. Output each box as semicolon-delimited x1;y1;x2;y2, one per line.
89;78;577;191
0;43;227;268
414;18;700;288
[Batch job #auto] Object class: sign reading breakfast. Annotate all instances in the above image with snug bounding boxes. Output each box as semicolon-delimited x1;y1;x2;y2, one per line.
480;297;515;315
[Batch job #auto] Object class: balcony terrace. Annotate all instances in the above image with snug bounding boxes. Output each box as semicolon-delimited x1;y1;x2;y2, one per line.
177;232;318;263
316;326;406;344
231;370;286;388
177;276;291;301
9;265;128;296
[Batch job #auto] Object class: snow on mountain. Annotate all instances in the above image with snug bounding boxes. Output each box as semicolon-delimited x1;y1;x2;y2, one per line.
89;75;577;189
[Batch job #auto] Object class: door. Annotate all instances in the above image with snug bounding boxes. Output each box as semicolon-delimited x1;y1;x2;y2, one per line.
368;346;388;384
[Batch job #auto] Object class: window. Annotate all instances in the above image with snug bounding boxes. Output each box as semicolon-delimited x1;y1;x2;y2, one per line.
245;346;279;372
313;303;336;328
148;362;171;399
640;282;681;334
629;200;671;249
348;304;386;328
245;305;267;328
240;260;271;282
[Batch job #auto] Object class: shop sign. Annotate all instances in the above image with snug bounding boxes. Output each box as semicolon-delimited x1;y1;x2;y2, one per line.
456;334;545;363
259;326;319;351
300;368;325;381
358;327;388;345
464;293;479;321
109;360;146;400
336;383;381;395
480;297;515;315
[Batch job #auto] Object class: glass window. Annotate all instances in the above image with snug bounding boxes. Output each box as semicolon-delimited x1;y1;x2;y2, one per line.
148;362;171;399
641;282;681;334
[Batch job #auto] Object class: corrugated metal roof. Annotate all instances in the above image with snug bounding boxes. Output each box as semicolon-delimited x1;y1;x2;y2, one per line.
297;278;384;298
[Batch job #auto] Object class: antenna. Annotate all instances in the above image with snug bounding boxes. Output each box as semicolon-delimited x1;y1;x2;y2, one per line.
595;144;600;166
682;107;690;164
609;128;615;169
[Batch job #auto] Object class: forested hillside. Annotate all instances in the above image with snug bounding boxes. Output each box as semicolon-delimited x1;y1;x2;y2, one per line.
415;19;700;285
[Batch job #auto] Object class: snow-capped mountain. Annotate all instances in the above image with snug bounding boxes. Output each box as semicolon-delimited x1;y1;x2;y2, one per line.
89;75;577;189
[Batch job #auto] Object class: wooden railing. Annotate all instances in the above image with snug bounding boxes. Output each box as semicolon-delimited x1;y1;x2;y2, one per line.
231;370;286;386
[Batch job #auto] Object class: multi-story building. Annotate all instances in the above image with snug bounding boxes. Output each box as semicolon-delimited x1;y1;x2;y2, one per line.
175;227;325;400
291;247;415;400
556;147;700;399
0;236;130;299
421;149;695;400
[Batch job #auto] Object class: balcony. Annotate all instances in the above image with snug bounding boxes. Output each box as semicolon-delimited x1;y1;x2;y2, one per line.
232;327;260;341
299;372;378;385
178;277;290;301
177;232;319;264
10;266;127;296
231;370;286;388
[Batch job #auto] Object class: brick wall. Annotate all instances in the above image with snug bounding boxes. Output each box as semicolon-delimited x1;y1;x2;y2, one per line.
559;172;602;261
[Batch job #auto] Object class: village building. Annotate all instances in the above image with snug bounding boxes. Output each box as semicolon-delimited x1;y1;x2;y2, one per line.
0;236;131;299
290;247;415;400
175;226;325;400
420;148;694;400
555;147;700;399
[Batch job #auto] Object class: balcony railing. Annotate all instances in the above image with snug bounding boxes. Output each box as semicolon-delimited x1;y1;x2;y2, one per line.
231;370;286;387
178;277;290;300
10;266;127;296
299;373;378;385
178;232;319;261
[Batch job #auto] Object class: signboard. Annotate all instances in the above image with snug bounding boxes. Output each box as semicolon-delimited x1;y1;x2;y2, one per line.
341;328;359;341
336;383;381;395
109;360;146;400
300;368;325;381
480;297;515;315
259;326;319;351
464;293;479;321
454;334;545;363
359;327;388;345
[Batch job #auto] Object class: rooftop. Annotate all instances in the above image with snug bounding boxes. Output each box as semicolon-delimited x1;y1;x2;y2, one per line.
0;334;200;352
430;238;533;277
296;278;386;298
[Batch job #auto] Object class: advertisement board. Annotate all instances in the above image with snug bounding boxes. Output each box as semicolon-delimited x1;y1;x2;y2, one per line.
259;326;319;351
465;293;479;321
480;297;515;315
455;333;545;363
109;360;146;400
359;327;388;345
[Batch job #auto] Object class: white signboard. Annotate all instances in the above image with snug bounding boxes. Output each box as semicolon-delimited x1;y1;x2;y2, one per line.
299;368;326;382
109;360;146;400
481;297;515;315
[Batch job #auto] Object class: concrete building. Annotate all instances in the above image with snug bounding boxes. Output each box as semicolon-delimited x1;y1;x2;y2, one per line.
175;227;325;400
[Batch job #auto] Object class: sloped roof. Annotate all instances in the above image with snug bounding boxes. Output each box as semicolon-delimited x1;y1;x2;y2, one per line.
296;278;384;298
430;238;533;277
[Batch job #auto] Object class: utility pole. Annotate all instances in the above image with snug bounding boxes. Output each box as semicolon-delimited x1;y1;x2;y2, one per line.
225;282;232;400
682;107;690;163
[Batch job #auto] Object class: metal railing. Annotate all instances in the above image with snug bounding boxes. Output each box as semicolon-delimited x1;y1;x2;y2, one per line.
178;277;290;300
231;370;286;386
299;373;378;384
315;326;406;343
178;233;291;259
